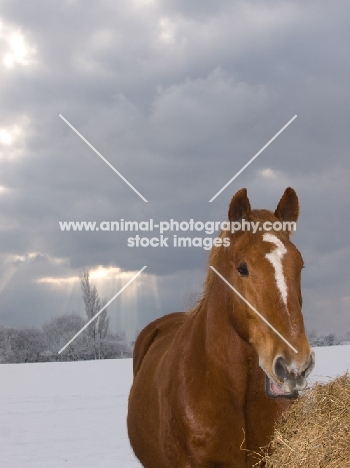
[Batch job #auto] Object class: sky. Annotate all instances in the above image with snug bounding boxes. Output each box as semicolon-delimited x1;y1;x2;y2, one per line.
0;0;349;340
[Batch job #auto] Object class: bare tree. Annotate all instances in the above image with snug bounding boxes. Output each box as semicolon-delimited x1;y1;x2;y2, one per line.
6;327;45;363
0;326;12;363
96;300;109;359
43;313;88;361
97;306;109;341
79;269;110;359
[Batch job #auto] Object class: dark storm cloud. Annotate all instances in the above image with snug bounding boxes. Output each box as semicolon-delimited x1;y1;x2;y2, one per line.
0;0;349;337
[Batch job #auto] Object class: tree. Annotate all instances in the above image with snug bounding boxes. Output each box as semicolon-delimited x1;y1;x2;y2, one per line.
98;330;133;359
307;330;319;347
0;326;12;363
97;302;109;341
42;313;88;361
7;327;45;363
307;330;340;347
323;333;335;346
95;300;109;359
79;269;110;359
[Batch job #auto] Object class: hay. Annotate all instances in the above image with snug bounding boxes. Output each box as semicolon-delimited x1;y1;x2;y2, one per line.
257;373;350;468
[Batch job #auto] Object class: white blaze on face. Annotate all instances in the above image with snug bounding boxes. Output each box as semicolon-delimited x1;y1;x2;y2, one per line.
263;233;288;306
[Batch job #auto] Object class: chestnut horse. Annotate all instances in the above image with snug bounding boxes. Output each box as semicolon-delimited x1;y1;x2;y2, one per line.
128;188;315;467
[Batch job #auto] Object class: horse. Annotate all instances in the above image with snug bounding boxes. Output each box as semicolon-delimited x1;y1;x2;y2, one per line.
127;187;315;468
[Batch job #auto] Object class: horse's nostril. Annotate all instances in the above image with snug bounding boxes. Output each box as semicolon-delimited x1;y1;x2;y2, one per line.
274;357;288;381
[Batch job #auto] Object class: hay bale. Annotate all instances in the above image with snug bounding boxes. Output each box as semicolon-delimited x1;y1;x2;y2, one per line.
257;373;350;468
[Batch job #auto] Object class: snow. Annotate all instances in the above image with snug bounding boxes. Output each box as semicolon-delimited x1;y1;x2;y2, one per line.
0;359;141;468
0;346;349;467
311;344;350;383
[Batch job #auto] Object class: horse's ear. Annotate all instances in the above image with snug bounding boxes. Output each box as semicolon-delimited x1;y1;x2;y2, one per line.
274;187;299;223
228;188;251;222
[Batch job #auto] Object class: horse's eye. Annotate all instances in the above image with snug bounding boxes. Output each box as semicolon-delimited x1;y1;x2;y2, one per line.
237;262;249;276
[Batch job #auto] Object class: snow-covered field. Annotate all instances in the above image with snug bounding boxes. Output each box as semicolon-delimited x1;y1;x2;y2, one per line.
0;346;349;468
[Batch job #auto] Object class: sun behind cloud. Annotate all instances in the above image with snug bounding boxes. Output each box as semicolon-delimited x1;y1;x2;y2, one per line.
0;19;37;68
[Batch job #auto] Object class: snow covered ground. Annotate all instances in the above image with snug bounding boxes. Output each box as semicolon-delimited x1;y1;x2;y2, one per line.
0;346;349;468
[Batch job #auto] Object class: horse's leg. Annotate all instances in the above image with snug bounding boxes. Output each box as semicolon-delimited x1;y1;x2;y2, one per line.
128;375;167;467
159;401;249;468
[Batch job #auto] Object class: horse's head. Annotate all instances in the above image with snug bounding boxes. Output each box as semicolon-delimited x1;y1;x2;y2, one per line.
219;187;314;398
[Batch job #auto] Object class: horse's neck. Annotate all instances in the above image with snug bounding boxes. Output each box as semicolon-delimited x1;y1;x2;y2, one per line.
188;275;254;384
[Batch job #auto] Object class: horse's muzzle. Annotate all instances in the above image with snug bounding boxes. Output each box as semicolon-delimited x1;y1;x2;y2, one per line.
266;352;315;399
265;375;298;398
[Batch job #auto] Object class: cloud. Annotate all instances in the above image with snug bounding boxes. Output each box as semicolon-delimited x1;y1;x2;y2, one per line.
0;0;349;337
0;18;37;68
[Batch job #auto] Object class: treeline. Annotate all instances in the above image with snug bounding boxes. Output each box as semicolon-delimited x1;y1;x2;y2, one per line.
0;269;133;364
307;331;350;347
0;315;132;363
4;266;346;364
